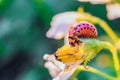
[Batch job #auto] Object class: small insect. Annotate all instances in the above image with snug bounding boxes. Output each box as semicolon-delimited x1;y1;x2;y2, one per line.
68;21;98;46
54;22;98;64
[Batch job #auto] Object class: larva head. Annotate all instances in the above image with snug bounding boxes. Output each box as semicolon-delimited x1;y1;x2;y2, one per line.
68;21;98;46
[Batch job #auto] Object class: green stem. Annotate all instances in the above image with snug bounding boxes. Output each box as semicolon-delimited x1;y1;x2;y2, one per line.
70;65;116;80
100;41;120;78
113;0;120;3
95;18;119;43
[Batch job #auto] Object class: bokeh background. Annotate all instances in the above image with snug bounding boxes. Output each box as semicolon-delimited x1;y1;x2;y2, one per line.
0;0;120;80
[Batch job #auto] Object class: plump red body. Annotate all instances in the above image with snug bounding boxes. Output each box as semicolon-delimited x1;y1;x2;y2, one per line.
68;22;98;46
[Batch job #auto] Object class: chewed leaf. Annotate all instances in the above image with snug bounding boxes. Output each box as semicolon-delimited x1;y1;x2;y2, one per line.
46;11;84;40
106;3;120;20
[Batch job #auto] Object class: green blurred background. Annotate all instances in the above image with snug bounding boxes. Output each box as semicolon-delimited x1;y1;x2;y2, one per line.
0;0;120;80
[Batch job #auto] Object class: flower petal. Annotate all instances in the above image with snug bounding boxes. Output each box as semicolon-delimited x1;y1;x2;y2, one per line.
106;3;120;20
78;0;111;4
43;54;76;80
46;11;83;40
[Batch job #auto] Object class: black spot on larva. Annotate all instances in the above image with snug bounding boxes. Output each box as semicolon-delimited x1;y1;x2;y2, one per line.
69;36;74;39
83;23;85;25
78;31;80;32
84;27;86;29
76;39;80;43
69;42;74;46
92;31;94;32
81;28;83;30
87;27;89;29
90;28;92;30
86;24;89;26
74;27;77;30
78;24;81;27
91;25;93;27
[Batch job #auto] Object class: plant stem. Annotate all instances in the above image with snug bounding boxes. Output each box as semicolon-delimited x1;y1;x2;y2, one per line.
95;18;119;43
70;65;116;80
100;41;120;78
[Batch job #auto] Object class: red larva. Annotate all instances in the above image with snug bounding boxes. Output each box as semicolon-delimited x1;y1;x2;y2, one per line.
68;22;98;46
